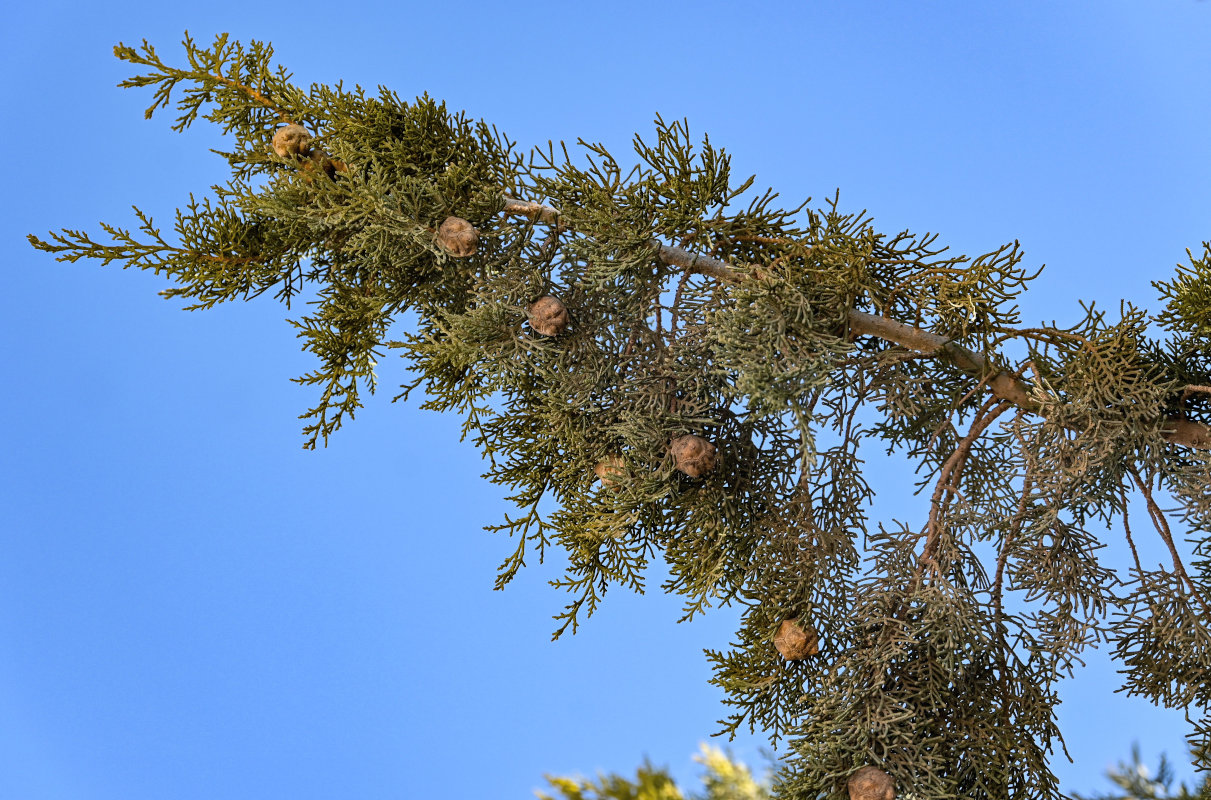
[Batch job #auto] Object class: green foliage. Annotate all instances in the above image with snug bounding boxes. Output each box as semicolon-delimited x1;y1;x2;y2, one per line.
544;744;1209;800
1154;245;1211;341
1074;745;1210;800
538;745;769;800
540;763;685;800
29;34;1211;799
35;35;518;448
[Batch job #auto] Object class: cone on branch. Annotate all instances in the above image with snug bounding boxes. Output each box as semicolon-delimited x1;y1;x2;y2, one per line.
271;123;312;158
773;618;819;660
669;434;717;478
300;150;347;183
594;455;625;490
527;295;570;336
270;123;347;184
847;766;894;800
437;216;478;258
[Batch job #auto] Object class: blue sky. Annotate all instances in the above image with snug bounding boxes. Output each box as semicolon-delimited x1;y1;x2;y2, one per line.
3;2;1210;798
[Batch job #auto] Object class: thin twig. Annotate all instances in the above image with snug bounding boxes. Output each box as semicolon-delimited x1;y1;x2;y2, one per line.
667;268;694;339
993;448;1034;625
922;399;1013;569
1121;489;1145;578
210;71;290;121
1128;467;1211;619
925;372;998;454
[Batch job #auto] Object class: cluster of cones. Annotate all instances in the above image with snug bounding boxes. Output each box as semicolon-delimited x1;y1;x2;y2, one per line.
272;126;577;338
274;125;894;799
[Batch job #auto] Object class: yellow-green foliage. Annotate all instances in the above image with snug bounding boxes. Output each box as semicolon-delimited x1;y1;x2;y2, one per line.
537;745;768;800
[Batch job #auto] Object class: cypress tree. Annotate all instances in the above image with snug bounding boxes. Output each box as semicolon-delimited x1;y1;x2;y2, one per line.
29;34;1211;800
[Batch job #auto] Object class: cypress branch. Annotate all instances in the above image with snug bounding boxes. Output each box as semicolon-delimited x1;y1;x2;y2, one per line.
29;33;1211;799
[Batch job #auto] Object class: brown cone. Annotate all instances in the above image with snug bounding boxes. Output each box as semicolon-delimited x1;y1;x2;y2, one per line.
775;617;823;663
437;216;478;258
594;455;625;490
669;434;717;478
527;296;570;336
847;767;895;800
773;618;819;660
272;124;312;158
300;150;347;183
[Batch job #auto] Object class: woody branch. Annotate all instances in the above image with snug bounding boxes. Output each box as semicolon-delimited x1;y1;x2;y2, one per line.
501;196;1211;451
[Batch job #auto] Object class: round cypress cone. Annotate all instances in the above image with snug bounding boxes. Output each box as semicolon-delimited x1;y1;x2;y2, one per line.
594;455;625;490
271;123;312;158
527;295;570;336
847;767;894;800
774;618;819;660
437;216;478;258
669;434;717;478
